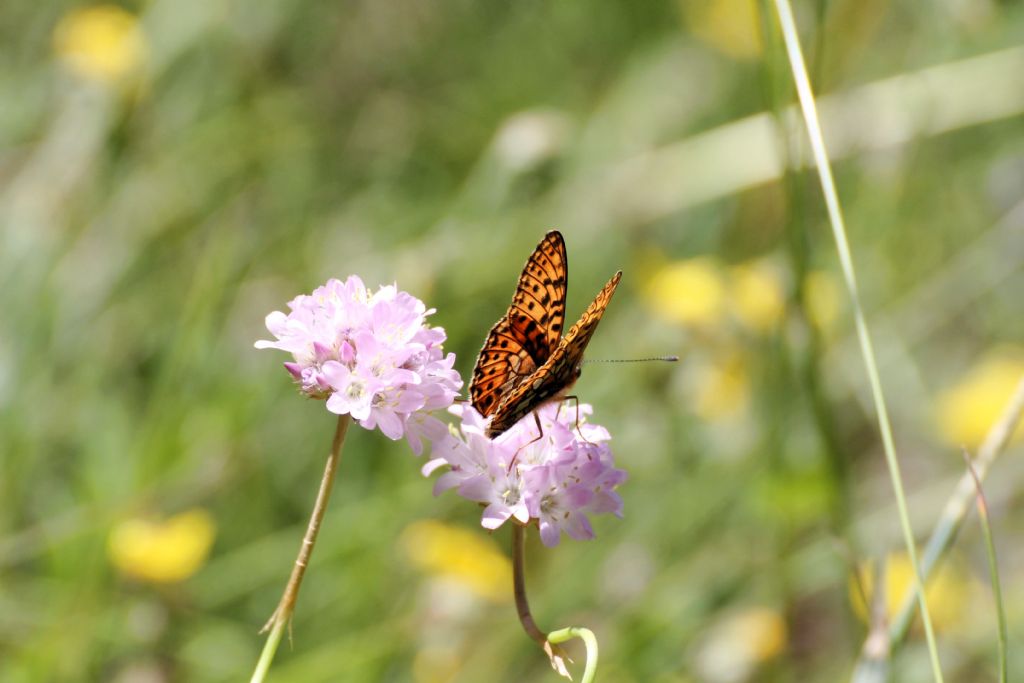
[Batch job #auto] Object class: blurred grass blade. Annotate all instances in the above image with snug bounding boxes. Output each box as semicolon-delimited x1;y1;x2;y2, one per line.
850;656;888;683
888;373;1024;645
567;48;1024;229
850;559;890;683
768;1;944;680
963;451;1008;683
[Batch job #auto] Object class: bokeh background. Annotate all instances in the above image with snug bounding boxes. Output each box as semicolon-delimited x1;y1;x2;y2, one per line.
2;1;1024;681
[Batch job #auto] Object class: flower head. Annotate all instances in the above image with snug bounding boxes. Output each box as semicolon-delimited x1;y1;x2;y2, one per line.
424;401;625;546
256;276;462;444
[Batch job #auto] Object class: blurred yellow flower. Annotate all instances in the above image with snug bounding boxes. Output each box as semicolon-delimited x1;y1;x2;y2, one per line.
646;257;726;328
803;270;843;333
730;262;785;333
850;551;970;632
108;509;215;583
695;607;786;683
935;349;1024;448
694;351;750;421
684;0;763;61
400;520;511;603
53;5;146;84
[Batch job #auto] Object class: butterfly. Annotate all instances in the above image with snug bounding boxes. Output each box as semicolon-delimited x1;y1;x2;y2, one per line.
469;230;622;439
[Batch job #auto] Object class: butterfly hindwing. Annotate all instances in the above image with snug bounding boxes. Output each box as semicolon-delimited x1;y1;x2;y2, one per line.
470;231;568;418
470;317;537;418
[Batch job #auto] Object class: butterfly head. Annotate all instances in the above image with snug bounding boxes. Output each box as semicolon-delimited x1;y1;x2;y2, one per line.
569;363;583;385
549;364;583;405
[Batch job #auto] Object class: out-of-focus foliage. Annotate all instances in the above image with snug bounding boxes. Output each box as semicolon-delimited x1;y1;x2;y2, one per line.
1;0;1023;681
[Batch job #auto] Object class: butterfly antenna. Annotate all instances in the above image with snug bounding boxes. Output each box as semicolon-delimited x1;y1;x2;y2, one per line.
582;355;679;364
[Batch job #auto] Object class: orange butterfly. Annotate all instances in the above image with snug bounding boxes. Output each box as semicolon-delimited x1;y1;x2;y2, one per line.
469;230;621;439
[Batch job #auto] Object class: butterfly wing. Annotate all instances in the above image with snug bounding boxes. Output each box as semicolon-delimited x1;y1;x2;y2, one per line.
485;270;622;437
554;269;622;367
470;231;568;418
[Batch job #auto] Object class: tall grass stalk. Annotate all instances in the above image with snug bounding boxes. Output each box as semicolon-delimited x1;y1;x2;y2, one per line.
769;1;944;680
888;374;1024;647
758;0;852;532
886;373;1024;645
964;453;1008;683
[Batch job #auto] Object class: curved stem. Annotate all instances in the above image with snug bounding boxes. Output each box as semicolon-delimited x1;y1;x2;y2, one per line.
250;414;351;683
548;627;599;683
511;524;580;680
512;523;547;647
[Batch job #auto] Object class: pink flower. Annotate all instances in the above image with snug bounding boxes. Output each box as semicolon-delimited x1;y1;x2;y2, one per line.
322;361;379;420
424;401;625;546
256;276;462;444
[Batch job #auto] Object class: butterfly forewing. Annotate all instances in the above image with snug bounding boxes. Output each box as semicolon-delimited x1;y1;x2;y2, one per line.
484;270;622;438
470;231;568;418
555;270;622;365
515;231;568;353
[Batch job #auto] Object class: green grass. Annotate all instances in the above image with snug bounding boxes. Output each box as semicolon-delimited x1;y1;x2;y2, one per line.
2;1;1024;681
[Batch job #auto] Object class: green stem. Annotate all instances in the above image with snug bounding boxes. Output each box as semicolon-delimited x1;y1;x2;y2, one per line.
250;414;351;683
963;453;1008;683
251;618;286;683
548;627;599;683
769;1;944;680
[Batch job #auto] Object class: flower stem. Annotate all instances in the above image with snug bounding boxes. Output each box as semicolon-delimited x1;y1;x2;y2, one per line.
511;524;579;680
250;414;351;683
548;627;599;683
512;524;547;647
250;617;286;683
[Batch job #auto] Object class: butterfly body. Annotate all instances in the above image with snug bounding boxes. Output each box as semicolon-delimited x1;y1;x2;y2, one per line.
469;230;621;439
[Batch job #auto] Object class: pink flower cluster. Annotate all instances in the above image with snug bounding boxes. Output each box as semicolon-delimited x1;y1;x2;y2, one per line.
255;276;462;452
424;402;626;546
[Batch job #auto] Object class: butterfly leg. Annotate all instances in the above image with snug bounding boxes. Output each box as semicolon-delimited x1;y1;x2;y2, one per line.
508;412;545;472
563;396;594;444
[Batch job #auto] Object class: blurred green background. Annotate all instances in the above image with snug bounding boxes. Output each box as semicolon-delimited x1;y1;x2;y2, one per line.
2;0;1024;681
